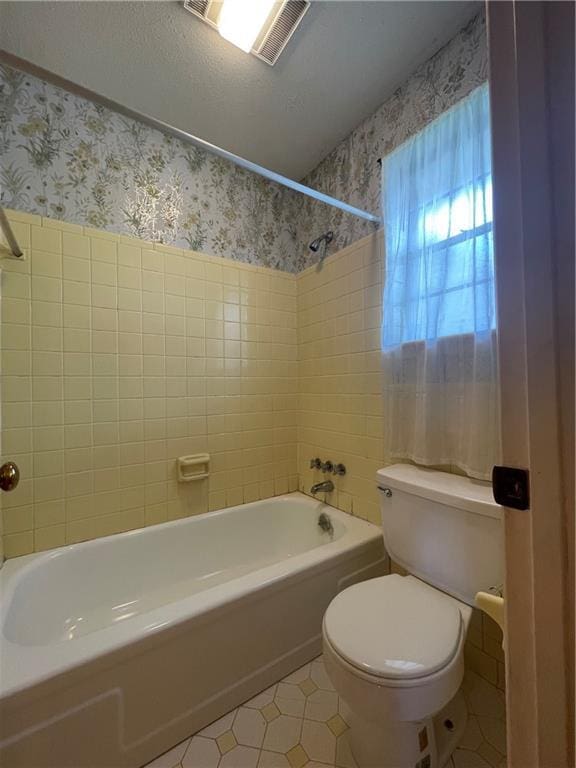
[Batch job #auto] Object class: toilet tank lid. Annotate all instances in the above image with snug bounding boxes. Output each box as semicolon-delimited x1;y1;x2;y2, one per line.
376;464;502;519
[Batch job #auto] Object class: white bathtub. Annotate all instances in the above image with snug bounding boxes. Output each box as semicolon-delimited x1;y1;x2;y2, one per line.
0;493;386;768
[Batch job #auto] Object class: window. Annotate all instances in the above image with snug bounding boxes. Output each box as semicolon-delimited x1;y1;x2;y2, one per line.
381;84;495;349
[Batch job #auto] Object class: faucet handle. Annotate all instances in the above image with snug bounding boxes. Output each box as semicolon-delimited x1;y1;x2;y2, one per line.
333;463;346;476
321;460;333;474
310;457;322;470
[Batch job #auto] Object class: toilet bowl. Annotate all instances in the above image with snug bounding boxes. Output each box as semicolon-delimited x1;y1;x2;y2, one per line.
322;574;472;768
321;464;504;768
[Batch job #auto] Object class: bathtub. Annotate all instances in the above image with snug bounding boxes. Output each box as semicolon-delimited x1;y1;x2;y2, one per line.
0;492;386;768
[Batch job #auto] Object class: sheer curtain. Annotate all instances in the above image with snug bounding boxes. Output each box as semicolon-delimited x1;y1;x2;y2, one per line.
381;84;499;480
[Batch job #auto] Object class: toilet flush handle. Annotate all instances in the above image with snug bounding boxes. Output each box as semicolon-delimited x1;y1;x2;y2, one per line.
381;487;392;498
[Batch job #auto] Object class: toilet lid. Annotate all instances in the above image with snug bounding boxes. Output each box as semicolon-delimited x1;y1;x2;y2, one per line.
323;575;462;680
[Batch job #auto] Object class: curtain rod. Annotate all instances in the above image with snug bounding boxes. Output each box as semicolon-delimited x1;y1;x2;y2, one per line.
0;206;23;258
0;50;382;226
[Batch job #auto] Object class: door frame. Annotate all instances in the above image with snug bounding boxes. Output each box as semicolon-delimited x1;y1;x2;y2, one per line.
487;1;574;766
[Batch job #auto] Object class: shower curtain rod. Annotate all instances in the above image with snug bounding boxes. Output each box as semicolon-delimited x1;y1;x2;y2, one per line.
0;206;23;258
0;51;382;226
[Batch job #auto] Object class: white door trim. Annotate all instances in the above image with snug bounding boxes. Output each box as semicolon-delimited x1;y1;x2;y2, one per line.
487;2;574;765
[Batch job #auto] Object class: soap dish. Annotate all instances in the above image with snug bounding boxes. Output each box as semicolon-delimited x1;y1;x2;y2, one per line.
177;453;210;483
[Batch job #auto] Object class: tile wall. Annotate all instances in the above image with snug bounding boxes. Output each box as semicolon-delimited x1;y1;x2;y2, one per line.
296;233;385;525
466;606;506;693
0;209;298;558
296;234;505;691
0;212;503;689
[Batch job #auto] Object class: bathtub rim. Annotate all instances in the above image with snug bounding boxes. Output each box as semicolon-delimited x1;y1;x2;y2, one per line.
0;492;383;701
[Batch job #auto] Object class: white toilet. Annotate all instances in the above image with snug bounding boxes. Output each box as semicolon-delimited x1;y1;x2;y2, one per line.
322;464;503;768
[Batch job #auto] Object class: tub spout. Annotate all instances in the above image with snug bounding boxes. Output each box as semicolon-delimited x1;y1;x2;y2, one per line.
310;480;334;495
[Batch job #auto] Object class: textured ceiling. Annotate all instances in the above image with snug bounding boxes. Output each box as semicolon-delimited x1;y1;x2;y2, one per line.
0;1;480;179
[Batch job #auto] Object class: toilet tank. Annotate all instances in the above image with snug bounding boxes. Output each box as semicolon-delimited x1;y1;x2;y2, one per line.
376;464;503;606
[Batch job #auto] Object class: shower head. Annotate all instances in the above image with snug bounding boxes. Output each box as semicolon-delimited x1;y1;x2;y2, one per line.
309;231;334;253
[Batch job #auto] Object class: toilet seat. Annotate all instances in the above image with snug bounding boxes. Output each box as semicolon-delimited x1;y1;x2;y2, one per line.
323;575;462;681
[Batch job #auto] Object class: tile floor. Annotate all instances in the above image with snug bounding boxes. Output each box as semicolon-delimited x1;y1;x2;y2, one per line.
144;656;507;768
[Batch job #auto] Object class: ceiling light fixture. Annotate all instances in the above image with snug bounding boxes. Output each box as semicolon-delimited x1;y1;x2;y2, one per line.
217;0;277;53
183;0;310;65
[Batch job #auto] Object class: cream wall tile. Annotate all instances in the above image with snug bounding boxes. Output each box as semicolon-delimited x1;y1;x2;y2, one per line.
92;286;116;310
42;218;82;234
31;225;61;254
2;215;301;565
63;256;91;283
63;280;90;306
3;531;34;558
62;232;91;260
2;272;31;300
118;244;141;268
32;275;62;303
31;249;62;278
3;297;30;325
91;238;117;264
35;524;66;552
2;505;34;534
297;234;386;530
35;499;66;528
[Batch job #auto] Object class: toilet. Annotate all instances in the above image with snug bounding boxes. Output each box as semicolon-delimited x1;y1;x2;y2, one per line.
322;464;503;768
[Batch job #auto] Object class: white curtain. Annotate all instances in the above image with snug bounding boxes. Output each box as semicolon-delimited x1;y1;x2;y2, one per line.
381;84;499;480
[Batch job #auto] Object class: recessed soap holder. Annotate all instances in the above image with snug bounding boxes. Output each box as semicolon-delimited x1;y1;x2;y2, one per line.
177;453;210;483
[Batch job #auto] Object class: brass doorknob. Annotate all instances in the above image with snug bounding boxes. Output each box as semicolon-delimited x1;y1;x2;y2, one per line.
0;461;20;492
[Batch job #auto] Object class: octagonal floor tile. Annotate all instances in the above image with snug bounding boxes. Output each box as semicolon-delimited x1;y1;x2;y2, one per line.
245;686;277;710
233;707;267;748
142;653;506;768
465;673;506;720
452;748;492;768
276;697;305;718
199;710;237;739
301;720;336;765
304;690;339;722
219;745;260;768
476;716;507;755
276;682;305;702
458;716;484;752
310;661;336;692
257;750;291;768
262;715;303;753
335;731;358;768
282;664;311;684
181;736;220;768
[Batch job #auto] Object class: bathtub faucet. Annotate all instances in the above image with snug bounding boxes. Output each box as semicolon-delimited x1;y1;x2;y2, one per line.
310;480;334;495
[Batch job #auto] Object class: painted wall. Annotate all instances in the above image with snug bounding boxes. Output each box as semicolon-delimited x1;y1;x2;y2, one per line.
294;12;488;270
0;209;298;558
1;13;487;273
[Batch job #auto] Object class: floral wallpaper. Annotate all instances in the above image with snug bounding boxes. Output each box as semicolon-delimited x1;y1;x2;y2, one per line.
0;12;487;273
0;64;300;270
293;11;488;270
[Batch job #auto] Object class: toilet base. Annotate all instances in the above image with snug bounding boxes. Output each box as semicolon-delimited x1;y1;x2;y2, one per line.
434;690;468;767
347;689;468;768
